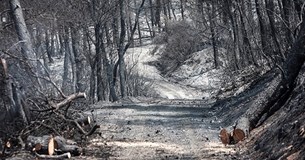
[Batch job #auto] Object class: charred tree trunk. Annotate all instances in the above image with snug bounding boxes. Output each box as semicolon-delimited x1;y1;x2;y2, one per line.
62;26;72;94
166;0;172;20
0;58;29;124
137;15;142;45
50;30;56;58
118;0;127;98
9;0;41;89
113;0;145;99
71;27;85;92
180;0;185;20
207;1;219;69
45;30;54;63
0;58;16;122
95;23;105;101
155;0;161;32
281;0;294;47
8;0;43;123
265;0;285;62
58;30;65;57
255;0;271;62
238;0;257;66
224;0;240;70
149;0;156;37
103;25;118;102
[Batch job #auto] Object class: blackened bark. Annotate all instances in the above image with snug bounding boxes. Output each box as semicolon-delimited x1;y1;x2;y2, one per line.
155;0;161;31
224;0;239;70
45;30;54;63
0;58;16;121
207;1;219;68
180;0;185;20
104;23;112;47
95;23;105;101
149;0;155;37
58;30;65;57
166;0;172;20
84;29;96;102
238;0;257;66
113;0;145;99
137;6;142;45
255;0;270;59
0;58;29;124
265;0;285;62
118;0;127;98
294;0;302;20
127;0;133;46
162;0;168;18
102;25;118;101
62;26;71;94
10;0;41;89
281;0;294;46
50;30;56;57
71;27;86;92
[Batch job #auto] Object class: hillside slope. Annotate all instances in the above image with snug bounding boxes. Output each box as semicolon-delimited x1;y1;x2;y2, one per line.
241;65;305;159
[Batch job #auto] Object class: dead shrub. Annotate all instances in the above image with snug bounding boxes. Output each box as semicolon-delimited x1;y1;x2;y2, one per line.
154;20;202;75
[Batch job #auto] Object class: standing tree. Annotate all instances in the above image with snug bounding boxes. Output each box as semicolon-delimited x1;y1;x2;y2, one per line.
0;0;38;124
9;0;41;87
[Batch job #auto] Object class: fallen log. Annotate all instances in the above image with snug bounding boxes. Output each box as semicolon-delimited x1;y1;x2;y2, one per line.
219;128;230;146
35;152;71;159
48;135;55;155
232;128;246;143
51;92;86;110
27;135;52;154
26;135;81;156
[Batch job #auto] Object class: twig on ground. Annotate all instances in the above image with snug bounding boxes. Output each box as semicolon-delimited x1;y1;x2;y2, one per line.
35;152;71;159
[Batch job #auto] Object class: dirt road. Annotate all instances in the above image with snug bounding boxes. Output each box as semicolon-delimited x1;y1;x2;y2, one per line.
81;99;238;159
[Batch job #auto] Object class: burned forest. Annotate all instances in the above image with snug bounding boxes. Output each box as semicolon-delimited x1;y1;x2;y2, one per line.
1;0;305;159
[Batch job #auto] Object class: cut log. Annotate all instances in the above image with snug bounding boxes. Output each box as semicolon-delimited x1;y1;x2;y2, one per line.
219;128;230;145
27;135;81;156
219;127;246;145
32;143;42;152
235;117;250;137
27;135;51;154
53;136;80;156
232;128;246;143
48;135;55;155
